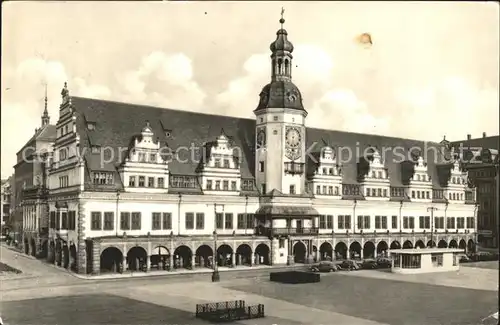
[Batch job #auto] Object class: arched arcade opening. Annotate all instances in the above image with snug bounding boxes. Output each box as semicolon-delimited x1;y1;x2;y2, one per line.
70;244;77;271
217;244;233;267
415;240;425;249
402;240;413;249
459;240;466;252
196;245;213;268
438;240;447;248
335;242;348;259
127;246;148;271
377;241;388;257
173;245;192;269
319;242;333;261
363;241;375;259
255;243;270;265
62;244;70;268
151;246;171;270
427;240;436;248
293;241;307;263
100;247;123;273
30;238;36;257
390;241;401;250
467;239;475;254
448;240;458;248
235;244;252;266
349;241;362;259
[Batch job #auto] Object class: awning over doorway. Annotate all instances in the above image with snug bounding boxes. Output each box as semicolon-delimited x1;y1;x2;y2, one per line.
255;206;319;217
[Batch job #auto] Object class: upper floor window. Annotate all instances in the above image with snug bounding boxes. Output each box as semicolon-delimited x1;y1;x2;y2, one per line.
148;177;154;188
223;159;230;168
59;148;67;160
231;181;237;191
129;176;136;187
206;180;213;190
289;185;295;194
92;172;114;185
157;177;164;188
259;162;264;172
241;179;254;191
138;176;145;187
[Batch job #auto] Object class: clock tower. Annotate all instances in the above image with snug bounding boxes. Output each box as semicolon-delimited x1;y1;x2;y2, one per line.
254;13;307;195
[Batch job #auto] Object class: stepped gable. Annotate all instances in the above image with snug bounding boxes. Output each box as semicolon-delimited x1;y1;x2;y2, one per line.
71;96;447;191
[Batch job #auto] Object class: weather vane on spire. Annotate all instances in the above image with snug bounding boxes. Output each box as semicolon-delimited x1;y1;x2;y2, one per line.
280;7;285;28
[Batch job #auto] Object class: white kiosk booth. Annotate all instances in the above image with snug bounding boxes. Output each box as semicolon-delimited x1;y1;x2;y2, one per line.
390;248;464;274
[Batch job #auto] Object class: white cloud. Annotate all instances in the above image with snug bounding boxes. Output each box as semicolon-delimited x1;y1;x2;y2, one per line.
118;51;206;110
1;53;208;178
215;43;387;133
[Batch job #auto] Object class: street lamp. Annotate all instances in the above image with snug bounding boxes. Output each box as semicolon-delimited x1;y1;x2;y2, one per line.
427;207;438;247
212;203;223;282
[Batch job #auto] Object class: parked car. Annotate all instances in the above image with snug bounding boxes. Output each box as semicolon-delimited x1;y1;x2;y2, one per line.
360;259;378;269
376;257;392;269
337;260;360;271
458;254;471;263
310;261;339;272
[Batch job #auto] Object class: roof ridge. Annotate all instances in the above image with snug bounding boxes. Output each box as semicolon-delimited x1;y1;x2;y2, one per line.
73;96;440;143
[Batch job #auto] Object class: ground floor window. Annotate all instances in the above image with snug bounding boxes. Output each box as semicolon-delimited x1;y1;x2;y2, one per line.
393;254;401;268
431;253;443;267
401;254;421;269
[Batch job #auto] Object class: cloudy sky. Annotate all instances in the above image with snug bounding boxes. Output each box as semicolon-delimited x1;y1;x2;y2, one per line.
1;1;499;178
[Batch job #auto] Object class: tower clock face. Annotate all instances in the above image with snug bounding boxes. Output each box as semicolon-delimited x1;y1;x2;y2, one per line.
285;127;301;148
285;126;302;160
256;129;266;148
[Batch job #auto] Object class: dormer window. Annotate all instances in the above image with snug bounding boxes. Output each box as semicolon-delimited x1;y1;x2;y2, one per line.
372;171;376;178
150;154;156;162
87;122;96;130
214;159;221;168
322;167;327;174
91;145;101;154
223;159;230;168
329;168;334;175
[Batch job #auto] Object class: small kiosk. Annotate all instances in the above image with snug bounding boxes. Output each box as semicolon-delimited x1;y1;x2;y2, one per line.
389;248;464;274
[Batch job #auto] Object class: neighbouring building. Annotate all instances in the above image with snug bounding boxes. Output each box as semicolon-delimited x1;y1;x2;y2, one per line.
451;134;499;249
1;177;13;233
45;16;477;276
13;92;56;256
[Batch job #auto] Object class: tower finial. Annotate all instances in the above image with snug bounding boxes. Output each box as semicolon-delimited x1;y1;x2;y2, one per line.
41;83;50;126
44;83;48;111
280;7;285;28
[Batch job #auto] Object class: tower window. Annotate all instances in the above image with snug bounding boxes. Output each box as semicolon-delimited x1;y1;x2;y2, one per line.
273;116;278;121
289;185;295;194
260;118;263;123
273;130;278;135
259;161;264;172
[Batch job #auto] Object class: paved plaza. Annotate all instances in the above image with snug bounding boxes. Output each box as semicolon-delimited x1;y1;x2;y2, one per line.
1;246;498;325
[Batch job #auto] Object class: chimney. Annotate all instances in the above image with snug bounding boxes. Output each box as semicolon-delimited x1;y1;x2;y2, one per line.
467;134;471;140
483;132;486;138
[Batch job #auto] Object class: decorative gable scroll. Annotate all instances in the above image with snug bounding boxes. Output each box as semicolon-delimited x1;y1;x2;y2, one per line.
358;146;390;201
198;129;241;195
310;145;342;198
118;121;169;193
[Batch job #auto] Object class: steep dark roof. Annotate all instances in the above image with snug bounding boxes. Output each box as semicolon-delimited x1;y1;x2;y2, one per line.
255;81;305;112
16;124;56;156
71;97;450;192
451;136;499;151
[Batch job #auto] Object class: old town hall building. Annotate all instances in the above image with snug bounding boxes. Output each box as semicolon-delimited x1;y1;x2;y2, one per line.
39;17;477;275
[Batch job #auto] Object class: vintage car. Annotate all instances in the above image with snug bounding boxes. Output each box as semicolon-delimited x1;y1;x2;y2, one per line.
309;261;339;272
360;259;379;269
337;260;361;271
376;257;393;269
